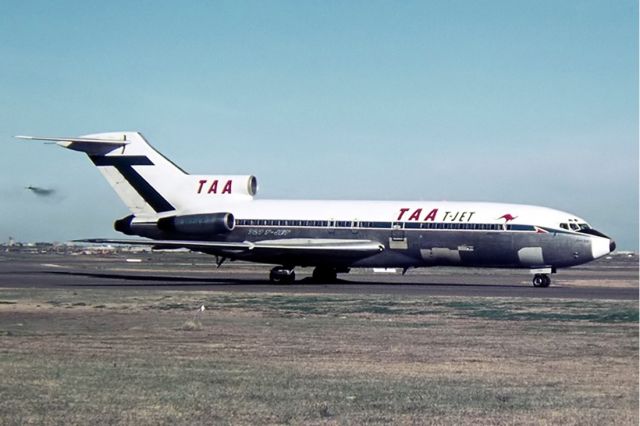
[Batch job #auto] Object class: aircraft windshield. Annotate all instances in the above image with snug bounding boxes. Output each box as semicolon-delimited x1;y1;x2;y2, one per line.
560;222;591;231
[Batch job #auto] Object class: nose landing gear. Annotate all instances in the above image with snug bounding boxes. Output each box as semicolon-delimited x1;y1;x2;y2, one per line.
532;274;551;288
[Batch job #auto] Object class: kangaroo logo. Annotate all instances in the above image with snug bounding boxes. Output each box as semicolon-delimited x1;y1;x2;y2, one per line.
498;213;518;222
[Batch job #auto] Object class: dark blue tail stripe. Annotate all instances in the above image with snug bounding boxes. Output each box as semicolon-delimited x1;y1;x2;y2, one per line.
90;155;175;213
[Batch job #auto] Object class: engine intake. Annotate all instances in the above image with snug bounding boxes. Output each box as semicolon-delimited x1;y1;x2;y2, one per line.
157;212;235;235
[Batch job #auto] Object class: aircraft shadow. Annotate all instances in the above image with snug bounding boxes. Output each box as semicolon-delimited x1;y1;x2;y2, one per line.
46;270;529;289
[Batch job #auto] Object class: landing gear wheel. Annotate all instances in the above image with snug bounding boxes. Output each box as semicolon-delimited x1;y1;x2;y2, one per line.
312;267;338;282
282;272;295;284
532;274;551;288
269;267;296;284
542;275;551;287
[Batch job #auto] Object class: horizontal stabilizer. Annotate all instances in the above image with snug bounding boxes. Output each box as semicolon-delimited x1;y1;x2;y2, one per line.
16;135;129;155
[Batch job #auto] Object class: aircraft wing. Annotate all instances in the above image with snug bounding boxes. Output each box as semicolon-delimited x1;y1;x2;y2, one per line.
77;238;385;259
78;238;251;253
248;238;384;258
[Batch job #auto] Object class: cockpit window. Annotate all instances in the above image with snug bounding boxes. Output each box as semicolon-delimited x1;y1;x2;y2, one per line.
561;222;591;231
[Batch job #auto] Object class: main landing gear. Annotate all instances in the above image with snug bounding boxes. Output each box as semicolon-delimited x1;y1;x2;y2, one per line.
269;266;295;284
311;267;338;282
532;274;551;288
268;266;348;283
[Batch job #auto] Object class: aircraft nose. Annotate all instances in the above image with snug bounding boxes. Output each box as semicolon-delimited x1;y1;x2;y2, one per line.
591;236;615;260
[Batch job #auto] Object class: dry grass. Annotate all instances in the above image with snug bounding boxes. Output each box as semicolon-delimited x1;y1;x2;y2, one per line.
180;319;203;331
0;289;637;425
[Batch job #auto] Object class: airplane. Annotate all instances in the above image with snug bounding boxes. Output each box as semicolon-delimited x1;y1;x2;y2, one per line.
26;185;55;196
16;132;616;287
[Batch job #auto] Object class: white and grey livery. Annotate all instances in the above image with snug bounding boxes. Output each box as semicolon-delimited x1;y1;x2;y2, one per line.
17;132;616;287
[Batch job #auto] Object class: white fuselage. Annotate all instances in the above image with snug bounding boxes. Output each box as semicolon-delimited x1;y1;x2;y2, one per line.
20;131;616;284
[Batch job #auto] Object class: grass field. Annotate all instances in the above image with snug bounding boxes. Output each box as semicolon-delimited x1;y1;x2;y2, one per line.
0;289;637;425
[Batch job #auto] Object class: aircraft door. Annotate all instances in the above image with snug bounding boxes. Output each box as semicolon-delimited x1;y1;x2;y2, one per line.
391;222;405;240
390;222;408;250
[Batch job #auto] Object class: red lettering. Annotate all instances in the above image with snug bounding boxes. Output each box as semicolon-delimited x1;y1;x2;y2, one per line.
424;208;438;221
222;180;232;194
408;208;422;221
397;208;410;220
197;179;207;194
207;180;219;194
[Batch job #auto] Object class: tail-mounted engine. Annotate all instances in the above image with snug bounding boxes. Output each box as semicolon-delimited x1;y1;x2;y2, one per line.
115;212;235;236
157;213;235;234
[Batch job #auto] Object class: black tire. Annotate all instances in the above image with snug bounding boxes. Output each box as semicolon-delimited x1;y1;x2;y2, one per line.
282;271;296;284
532;275;544;287
541;275;551;287
270;267;295;284
533;274;551;288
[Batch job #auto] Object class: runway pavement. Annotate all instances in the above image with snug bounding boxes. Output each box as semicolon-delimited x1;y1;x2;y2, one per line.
0;251;637;300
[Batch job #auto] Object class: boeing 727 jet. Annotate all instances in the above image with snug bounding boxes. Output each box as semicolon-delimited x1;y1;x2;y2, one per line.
17;132;616;287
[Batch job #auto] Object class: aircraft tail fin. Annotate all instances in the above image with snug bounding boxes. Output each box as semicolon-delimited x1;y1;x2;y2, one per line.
17;132;256;217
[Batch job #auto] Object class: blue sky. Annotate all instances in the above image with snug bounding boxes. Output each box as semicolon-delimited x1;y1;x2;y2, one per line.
1;1;638;250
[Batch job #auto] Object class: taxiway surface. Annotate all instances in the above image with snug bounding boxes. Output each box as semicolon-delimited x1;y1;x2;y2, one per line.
0;252;637;300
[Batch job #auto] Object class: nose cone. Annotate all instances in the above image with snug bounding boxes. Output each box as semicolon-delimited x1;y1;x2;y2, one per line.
591;237;615;259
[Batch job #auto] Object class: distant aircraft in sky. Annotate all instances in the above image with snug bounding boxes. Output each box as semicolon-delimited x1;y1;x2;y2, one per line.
26;185;55;196
17;132;616;286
